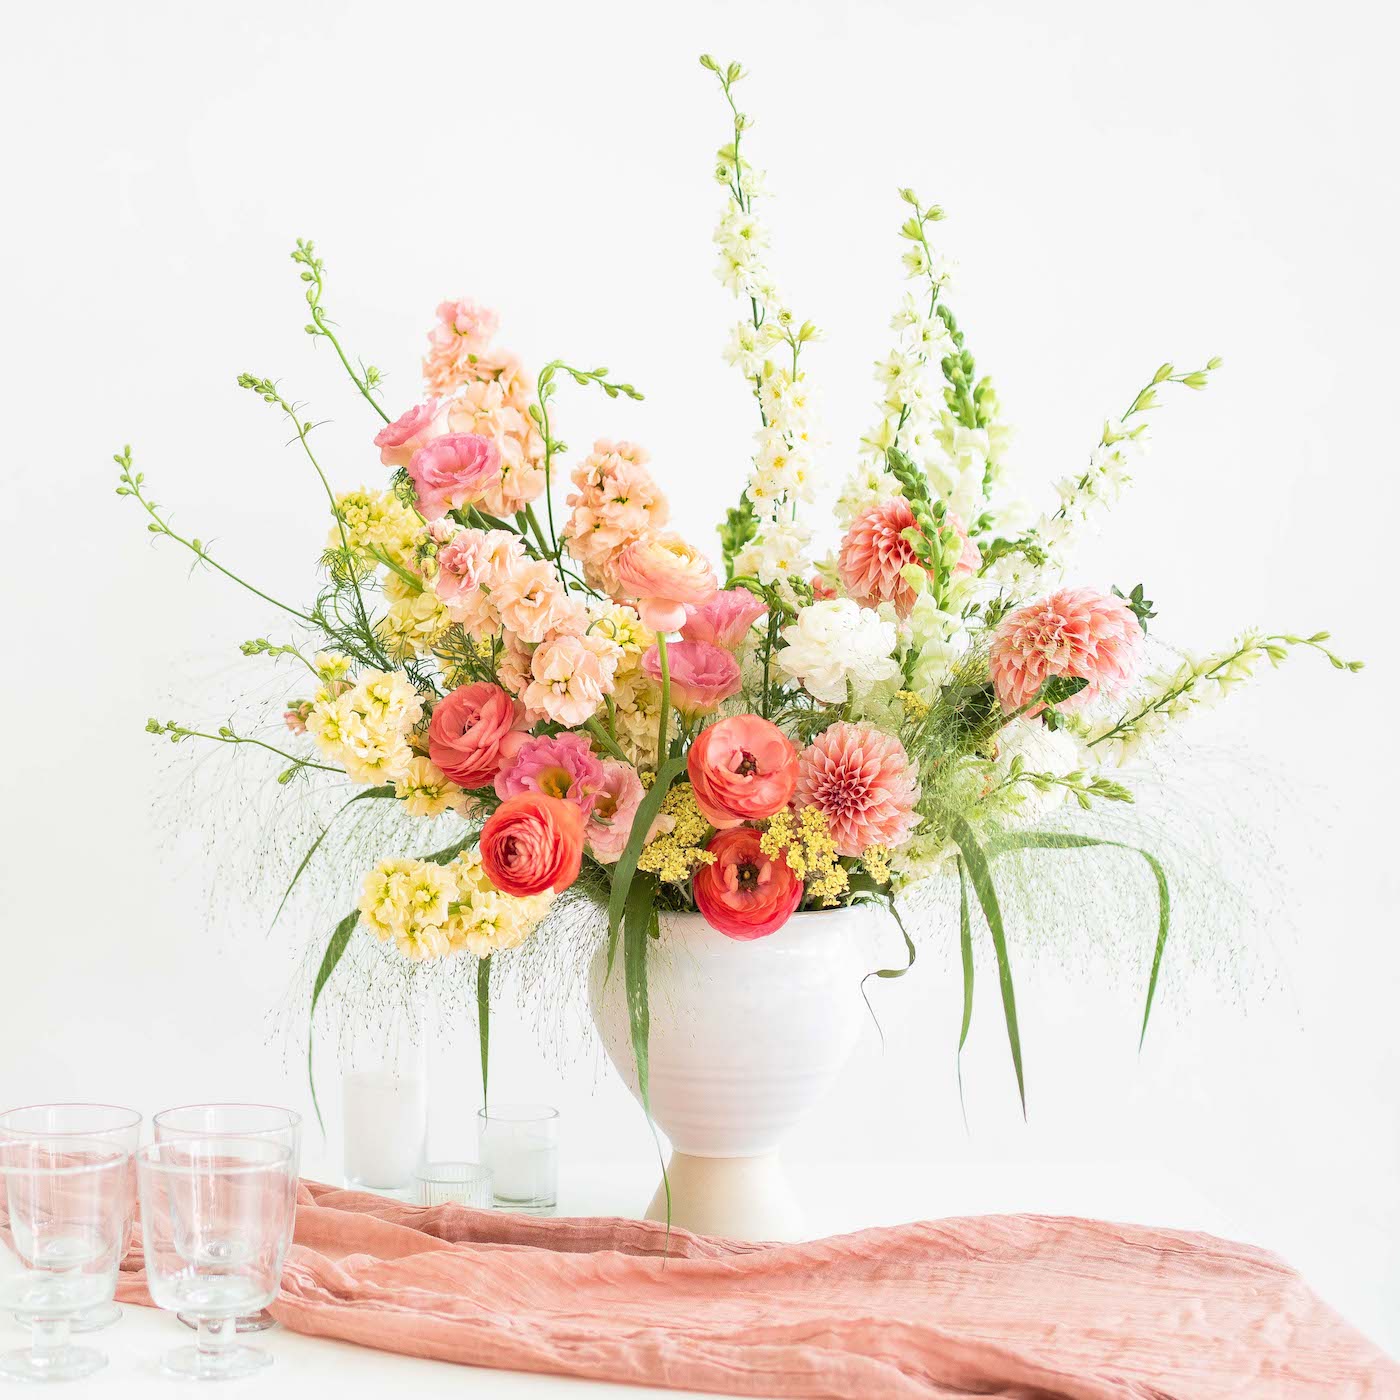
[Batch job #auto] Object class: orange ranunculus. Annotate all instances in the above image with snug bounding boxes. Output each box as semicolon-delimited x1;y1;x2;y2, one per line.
479;793;586;897
686;714;799;829
693;827;803;940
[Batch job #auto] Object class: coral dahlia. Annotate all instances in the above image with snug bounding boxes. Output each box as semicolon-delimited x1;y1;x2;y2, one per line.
837;498;980;616
794;722;920;857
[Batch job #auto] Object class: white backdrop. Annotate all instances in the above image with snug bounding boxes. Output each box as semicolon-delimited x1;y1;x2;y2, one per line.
3;0;1397;1357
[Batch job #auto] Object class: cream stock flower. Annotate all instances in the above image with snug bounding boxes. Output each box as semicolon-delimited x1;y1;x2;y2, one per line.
393;756;469;819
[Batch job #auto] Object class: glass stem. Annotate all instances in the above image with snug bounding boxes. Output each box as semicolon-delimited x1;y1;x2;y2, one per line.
30;1315;70;1366
196;1316;236;1367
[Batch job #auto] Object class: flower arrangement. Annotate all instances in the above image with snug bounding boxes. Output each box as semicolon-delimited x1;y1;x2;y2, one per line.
121;55;1358;1126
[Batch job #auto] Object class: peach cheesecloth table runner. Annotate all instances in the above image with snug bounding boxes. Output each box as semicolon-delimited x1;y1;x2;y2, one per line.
115;1181;1398;1398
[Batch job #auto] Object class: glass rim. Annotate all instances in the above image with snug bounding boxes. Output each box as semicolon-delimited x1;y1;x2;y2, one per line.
475;1103;559;1122
0;1102;142;1137
152;1102;303;1138
0;1144;130;1177
136;1139;295;1175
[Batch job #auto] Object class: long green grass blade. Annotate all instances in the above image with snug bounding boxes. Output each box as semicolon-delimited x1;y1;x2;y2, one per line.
307;910;358;1134
270;785;394;931
859;897;918;1048
477;956;491;1105
956;856;974;1127
985;830;1170;1047
606;755;686;980
950;816;1025;1116
623;873;671;1246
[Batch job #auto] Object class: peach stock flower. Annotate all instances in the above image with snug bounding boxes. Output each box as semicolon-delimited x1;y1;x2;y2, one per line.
374;400;440;469
492;557;585;645
427;682;527;789
686;714;799;828
564;441;670;591
422;299;501;398
794;722;920;857
642;640;741;717
837;499;980;616
680;588;767;650
611;532;718;632
693;827;803;940
521;633;621;727
479;793;586;897
988;586;1144;715
432;528;525;625
406;433;501;521
494;732;605;818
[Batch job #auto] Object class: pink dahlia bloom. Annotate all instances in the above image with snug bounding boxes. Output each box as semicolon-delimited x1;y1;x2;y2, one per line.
642;640;741;717
406;433;501;521
494;732;605;818
837;499;980;617
795;722;920;857
681;588;767;650
611;532;718;633
374;400;440;469
988;586;1144;715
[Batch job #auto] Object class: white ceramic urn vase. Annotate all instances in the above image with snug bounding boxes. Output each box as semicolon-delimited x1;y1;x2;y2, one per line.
587;905;880;1241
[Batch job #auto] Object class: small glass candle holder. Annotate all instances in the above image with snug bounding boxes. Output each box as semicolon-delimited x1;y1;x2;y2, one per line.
476;1105;558;1213
415;1161;493;1209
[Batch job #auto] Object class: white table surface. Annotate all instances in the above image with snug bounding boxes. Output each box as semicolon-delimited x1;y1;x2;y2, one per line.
0;1158;1343;1398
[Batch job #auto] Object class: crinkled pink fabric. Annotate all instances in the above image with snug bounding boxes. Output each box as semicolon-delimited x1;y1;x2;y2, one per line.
116;1180;1399;1398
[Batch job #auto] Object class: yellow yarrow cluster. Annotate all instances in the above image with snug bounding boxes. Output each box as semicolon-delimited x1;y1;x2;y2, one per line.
332;487;424;571
860;845;893;886
379;571;453;659
760;807;849;906
897;689;931;721
637;783;716;884
306;668;424;785
357;848;553;963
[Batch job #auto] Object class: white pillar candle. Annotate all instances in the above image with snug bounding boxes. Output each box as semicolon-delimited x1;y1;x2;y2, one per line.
342;1070;427;1190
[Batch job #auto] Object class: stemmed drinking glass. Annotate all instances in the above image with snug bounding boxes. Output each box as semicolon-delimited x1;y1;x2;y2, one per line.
0;1104;141;1335
0;1136;129;1382
137;1136;296;1381
152;1104;301;1333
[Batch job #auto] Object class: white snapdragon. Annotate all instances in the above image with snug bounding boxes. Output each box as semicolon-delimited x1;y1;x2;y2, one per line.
904;588;970;693
776;598;900;703
993;720;1086;822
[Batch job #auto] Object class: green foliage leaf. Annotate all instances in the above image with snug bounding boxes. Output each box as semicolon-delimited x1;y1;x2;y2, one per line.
956;856;974;1126
950;816;1025;1115
307;910;359;1134
859;897;917;1048
477;956;491;1106
1036;675;1089;709
624;873;671;1243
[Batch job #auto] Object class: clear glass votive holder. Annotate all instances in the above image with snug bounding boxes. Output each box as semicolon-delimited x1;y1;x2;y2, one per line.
415;1161;494;1209
476;1105;558;1213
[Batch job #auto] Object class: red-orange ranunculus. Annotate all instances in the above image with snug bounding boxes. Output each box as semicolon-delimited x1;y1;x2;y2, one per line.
686;714;799;829
693;827;803;940
479;793;586;897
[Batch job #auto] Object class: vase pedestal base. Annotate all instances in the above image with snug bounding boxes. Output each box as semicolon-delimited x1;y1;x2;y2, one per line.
644;1151;803;1242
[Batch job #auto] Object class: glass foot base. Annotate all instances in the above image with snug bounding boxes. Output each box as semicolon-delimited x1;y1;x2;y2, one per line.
176;1310;276;1334
160;1342;272;1381
0;1342;107;1383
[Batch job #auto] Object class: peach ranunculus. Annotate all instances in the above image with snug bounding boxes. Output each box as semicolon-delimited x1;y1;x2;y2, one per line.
794;721;920;857
585;760;660;864
374;400;440;469
406;433;502;521
521;632;622;727
611;532;718;633
427;681;527;789
479;792;586;897
642;640;741;717
988;586;1144;715
494;732;605;818
693;827;803;940
837;498;981;617
680;588;768;650
686;714;799;829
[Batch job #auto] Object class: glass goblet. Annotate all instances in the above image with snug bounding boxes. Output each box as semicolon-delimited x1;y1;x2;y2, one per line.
137;1137;295;1381
152;1103;301;1333
0;1137;129;1383
0;1103;141;1335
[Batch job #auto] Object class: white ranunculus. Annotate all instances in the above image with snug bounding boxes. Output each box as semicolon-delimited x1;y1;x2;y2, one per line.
776;599;900;704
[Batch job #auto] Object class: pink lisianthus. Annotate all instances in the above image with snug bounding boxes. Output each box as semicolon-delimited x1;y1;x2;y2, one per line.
642;640;741;717
585;760;668;864
681;588;767;650
837;499;981;617
521;633;621;727
794;722;920;857
435;371;546;516
374;400;440;469
427;682;528;789
611;532;717;633
686;714;799;828
406;433;501;522
988;586;1144;715
494;732;605;818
